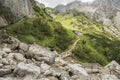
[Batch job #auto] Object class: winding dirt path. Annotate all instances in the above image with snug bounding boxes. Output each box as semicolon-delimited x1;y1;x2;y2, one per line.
60;36;80;58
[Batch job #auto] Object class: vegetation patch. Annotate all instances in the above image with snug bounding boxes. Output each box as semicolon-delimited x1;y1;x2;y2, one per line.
55;10;120;65
7;6;76;52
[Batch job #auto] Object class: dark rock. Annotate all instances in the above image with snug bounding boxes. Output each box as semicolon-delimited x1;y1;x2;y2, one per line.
0;69;12;77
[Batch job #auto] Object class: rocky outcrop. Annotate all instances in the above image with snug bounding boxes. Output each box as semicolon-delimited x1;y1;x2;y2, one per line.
0;37;119;80
0;0;35;27
14;62;41;78
104;61;120;78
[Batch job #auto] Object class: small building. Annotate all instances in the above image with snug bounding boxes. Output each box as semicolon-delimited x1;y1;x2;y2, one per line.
73;30;82;36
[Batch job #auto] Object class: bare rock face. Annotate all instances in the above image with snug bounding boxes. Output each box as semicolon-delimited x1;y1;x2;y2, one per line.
27;44;56;64
0;0;35;27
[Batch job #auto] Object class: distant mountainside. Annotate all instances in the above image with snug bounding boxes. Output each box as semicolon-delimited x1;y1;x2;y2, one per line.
55;0;120;32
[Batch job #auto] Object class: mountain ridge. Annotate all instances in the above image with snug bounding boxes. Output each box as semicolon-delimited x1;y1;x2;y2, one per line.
55;0;120;33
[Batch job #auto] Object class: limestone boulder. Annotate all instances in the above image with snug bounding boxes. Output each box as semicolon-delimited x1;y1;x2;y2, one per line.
14;62;41;78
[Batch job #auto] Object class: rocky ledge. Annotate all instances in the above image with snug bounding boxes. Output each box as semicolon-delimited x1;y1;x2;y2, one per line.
0;37;120;80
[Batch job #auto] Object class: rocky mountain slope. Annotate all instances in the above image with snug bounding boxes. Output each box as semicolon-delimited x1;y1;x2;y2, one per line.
0;0;35;27
55;0;120;38
0;37;119;80
0;0;120;79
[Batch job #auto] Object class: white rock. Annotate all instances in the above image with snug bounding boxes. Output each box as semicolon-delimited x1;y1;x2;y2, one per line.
40;62;50;73
28;44;56;64
3;48;11;53
14;53;25;61
19;43;29;52
68;64;88;76
14;62;41;78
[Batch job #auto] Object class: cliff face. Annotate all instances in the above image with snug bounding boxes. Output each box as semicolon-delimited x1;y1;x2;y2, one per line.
0;0;35;27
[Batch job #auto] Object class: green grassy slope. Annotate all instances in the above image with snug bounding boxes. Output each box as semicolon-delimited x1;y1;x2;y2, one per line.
7;6;76;52
7;6;120;65
55;12;120;65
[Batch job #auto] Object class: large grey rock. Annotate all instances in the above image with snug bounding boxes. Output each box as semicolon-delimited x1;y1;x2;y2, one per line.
68;64;88;77
27;44;56;64
14;62;40;78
